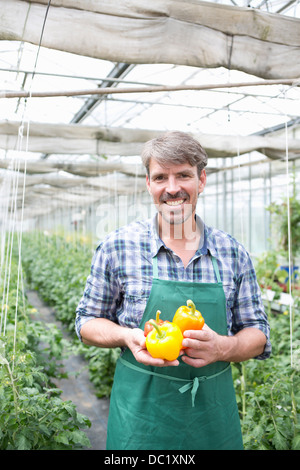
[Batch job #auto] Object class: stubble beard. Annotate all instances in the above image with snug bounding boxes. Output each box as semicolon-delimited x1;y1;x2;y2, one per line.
158;202;197;241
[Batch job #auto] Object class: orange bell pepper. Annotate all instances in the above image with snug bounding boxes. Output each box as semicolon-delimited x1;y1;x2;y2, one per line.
144;310;168;337
172;299;205;334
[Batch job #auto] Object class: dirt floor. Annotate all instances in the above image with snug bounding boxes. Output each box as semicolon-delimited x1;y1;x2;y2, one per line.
26;290;110;450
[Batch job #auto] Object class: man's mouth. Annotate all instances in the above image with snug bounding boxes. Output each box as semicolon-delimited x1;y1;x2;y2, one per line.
160;192;189;207
165;199;185;206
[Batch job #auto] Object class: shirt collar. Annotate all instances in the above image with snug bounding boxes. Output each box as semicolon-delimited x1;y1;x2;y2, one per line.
149;213;212;258
204;224;219;258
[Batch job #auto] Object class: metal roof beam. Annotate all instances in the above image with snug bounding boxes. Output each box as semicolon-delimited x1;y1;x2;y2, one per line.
70;62;134;124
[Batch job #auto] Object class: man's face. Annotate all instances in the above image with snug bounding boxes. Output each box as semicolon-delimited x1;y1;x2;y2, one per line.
146;159;206;228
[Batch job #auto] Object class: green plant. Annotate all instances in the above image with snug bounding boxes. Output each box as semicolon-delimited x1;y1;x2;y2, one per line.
267;194;300;263
21;232;118;397
22;234;92;329
255;250;283;298
77;343;120;398
0;346;91;450
233;309;300;450
0;249;91;450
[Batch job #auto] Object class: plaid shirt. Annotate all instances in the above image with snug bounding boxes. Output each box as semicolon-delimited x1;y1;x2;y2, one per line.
75;215;271;359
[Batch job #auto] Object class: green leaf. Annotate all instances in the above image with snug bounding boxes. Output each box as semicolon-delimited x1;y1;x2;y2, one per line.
63;402;77;418
15;432;32;450
68;429;91;448
54;433;69;445
292;434;300;450
252;424;265;441
272;429;288;450
0;353;9;365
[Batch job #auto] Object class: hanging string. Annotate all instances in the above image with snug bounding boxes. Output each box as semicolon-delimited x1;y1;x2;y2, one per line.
0;120;26;339
13;0;52;367
235;135;245;246
1;127;23;323
283;88;293;368
0;159;17;335
13;121;31;365
0;1;52;363
29;0;52;85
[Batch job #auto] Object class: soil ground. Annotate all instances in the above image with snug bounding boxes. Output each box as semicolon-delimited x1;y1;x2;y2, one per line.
26;289;110;450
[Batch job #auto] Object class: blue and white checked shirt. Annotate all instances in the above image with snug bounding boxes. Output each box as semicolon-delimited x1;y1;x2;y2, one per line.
75;215;271;359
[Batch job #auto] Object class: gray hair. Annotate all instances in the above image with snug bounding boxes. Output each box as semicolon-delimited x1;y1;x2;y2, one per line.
141;131;208;177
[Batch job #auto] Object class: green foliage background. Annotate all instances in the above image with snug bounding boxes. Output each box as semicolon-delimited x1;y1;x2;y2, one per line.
0;247;91;450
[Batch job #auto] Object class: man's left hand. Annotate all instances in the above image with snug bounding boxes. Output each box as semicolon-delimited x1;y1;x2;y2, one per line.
181;324;223;367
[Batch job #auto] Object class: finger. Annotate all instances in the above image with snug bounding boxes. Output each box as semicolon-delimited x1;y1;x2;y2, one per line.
183;328;210;341
182;345;203;358
137;352;165;366
137;349;179;367
161;359;180;367
182;337;204;350
148;358;180;367
181;354;207;368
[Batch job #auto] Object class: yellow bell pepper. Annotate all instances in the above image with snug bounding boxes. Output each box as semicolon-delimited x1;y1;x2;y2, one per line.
145;318;183;361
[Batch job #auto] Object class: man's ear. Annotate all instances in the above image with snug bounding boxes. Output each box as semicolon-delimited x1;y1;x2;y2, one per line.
198;169;206;195
146;174;151;195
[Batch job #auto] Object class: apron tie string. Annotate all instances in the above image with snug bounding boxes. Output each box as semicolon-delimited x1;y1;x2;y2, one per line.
119;356;231;408
179;376;207;407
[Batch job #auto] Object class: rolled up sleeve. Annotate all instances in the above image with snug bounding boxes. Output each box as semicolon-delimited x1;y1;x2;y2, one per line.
231;252;271;360
75;243;120;341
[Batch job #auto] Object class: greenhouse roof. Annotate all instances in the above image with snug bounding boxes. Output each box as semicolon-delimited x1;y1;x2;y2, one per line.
0;0;300;220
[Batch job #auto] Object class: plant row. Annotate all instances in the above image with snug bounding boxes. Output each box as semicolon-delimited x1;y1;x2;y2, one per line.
233;249;300;450
0;243;91;450
21;233;118;398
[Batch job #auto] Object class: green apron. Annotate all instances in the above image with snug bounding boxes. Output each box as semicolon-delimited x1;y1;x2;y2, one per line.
106;255;243;450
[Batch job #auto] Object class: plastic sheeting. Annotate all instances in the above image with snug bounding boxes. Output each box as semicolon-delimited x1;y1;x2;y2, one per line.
1;121;300;163
1;0;300;79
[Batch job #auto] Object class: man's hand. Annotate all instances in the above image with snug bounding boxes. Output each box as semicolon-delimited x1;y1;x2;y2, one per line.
81;318;179;366
181;324;266;367
181;324;222;368
126;328;180;367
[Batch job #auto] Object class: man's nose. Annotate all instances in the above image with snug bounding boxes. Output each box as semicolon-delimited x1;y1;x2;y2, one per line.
165;176;180;194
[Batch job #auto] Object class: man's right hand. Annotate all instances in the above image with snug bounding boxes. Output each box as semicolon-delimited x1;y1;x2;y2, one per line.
127;328;180;367
81;318;180;367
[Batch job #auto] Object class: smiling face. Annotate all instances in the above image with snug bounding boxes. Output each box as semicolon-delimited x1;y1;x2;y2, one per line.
146;158;206;231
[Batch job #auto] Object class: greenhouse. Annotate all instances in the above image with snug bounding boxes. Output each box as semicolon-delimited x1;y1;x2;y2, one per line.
0;0;300;451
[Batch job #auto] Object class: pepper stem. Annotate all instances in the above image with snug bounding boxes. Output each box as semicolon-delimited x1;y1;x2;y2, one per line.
187;299;196;315
149;319;166;339
156;310;161;323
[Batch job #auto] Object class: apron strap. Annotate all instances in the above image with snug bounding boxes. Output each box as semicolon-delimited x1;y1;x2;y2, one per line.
119;356;231;407
152;255;158;279
211;256;222;283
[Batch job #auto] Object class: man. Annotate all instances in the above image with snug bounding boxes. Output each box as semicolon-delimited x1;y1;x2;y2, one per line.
75;131;271;450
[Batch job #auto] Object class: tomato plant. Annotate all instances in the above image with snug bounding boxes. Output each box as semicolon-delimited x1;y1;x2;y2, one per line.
233;306;300;450
21;233;118;398
0;249;91;450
